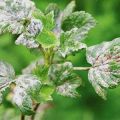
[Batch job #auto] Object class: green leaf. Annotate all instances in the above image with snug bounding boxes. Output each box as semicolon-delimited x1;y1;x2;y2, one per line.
62;1;75;21
48;62;81;97
62;11;96;31
36;29;59;48
0;0;35;34
32;65;50;84
13;86;34;115
16;74;41;98
33;9;55;30
45;3;60;19
38;85;55;102
86;38;120;99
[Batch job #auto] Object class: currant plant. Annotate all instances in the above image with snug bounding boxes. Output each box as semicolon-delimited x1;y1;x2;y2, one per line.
0;0;120;119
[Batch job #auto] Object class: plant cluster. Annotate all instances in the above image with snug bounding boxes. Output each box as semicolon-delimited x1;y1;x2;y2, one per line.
0;0;120;119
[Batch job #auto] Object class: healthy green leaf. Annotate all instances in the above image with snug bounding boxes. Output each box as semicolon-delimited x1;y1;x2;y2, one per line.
48;62;81;97
36;29;59;48
38;85;55;102
62;1;75;21
32;65;50;84
86;38;120;99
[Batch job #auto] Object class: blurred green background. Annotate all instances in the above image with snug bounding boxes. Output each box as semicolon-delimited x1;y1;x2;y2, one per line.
0;0;120;120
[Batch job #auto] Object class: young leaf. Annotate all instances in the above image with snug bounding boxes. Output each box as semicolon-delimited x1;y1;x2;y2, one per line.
38;85;55;102
13;86;34;115
36;29;59;48
33;9;55;30
0;0;35;34
48;62;81;97
62;1;75;21
86;38;120;99
32;65;50;84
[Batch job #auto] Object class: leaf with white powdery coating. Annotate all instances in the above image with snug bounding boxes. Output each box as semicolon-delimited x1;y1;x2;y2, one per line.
13;86;34;115
48;62;81;97
59;11;96;57
13;74;41;114
86;38;120;99
62;1;75;21
0;0;35;34
0;61;15;103
16;74;41;98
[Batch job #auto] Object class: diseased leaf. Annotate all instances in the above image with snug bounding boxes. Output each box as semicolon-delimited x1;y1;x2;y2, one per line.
0;61;15;92
16;74;41;97
86;38;120;99
13;86;34;115
56;81;80;98
27;19;43;37
0;0;35;34
45;3;60;19
62;11;96;31
36;29;59;48
15;33;39;48
33;10;55;30
15;18;43;48
59;11;96;57
62;1;75;21
48;62;81;97
59;28;87;57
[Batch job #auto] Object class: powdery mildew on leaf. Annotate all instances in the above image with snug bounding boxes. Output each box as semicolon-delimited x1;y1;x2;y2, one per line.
16;74;41;95
59;11;96;57
0;0;35;34
13;74;41;114
13;86;33;115
86;38;120;99
49;62;81;97
15;33;39;48
0;61;15;103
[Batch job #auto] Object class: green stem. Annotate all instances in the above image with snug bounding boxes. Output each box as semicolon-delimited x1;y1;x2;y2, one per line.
73;67;91;71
